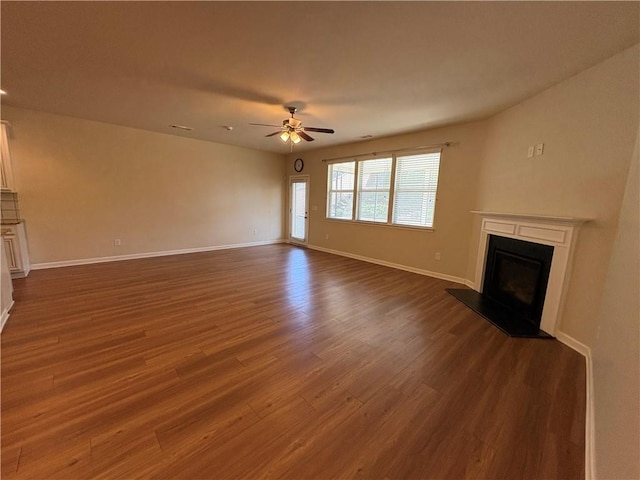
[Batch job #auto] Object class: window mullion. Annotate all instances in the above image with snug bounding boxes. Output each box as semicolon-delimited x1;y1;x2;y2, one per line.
326;165;332;217
387;154;397;224
352;160;360;221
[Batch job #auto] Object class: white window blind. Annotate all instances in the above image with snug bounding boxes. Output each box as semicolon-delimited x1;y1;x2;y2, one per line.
392;152;441;228
327;161;355;219
326;148;443;229
356;157;392;223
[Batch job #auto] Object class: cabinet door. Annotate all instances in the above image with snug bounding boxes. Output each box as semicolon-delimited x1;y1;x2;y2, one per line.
0;123;15;191
2;236;19;271
0;157;7;190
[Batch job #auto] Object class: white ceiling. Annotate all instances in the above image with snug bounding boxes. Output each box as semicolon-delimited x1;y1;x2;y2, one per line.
2;1;638;154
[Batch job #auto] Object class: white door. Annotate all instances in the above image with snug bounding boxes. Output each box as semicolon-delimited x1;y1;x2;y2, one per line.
289;176;309;244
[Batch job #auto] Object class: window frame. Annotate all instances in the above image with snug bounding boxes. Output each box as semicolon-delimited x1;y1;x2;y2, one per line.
355;155;393;224
325;148;442;230
326;160;356;221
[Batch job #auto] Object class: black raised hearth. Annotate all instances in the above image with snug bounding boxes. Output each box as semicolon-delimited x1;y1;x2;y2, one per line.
448;235;554;338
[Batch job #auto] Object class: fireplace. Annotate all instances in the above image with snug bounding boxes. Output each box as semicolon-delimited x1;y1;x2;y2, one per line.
447;233;555;337
447;211;589;338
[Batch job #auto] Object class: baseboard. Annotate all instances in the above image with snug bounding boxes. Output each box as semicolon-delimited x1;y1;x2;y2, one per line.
464;279;475;289
307;244;466;285
555;331;590;357
556;331;595;480
1;300;15;333
31;239;285;270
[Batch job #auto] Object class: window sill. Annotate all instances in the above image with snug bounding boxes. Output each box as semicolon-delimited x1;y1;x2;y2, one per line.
325;217;435;232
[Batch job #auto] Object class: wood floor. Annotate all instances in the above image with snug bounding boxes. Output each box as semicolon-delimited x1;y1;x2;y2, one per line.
1;244;585;479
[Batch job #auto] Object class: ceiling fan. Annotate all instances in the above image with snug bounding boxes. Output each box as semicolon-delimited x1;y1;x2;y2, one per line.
250;106;335;145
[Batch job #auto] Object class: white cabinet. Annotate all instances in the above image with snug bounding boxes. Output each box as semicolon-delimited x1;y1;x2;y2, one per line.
1;223;30;278
1;239;14;332
0;123;15;191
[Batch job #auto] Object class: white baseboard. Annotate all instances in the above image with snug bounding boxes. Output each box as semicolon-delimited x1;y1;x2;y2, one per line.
555;331;590;357
1;300;15;333
31;239;285;270
556;331;595;480
307;244;466;285
464;279;475;289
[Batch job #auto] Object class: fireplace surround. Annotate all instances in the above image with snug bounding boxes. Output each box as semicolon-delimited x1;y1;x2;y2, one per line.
455;212;589;337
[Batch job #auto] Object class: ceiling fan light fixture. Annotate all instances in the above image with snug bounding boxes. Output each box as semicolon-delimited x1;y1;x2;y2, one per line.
250;106;335;144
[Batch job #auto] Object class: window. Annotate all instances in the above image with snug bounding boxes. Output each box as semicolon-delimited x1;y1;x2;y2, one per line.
392;152;441;228
357;157;392;223
326;150;442;228
327;161;355;219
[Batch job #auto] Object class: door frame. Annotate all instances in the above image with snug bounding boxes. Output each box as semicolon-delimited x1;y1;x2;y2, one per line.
288;175;310;246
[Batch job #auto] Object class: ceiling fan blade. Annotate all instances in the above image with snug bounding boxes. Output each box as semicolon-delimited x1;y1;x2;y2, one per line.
303;127;335;134
265;131;282;137
298;130;315;142
249;123;282;128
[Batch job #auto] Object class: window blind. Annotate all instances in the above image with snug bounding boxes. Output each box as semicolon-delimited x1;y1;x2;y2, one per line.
356;157;392;223
392;152;441;228
327;161;355;219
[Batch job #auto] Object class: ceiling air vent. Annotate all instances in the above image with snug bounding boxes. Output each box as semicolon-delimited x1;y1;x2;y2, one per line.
168;124;193;131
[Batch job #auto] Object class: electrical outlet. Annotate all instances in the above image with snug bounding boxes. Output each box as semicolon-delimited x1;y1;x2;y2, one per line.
253;228;257;235
325;233;329;240
535;143;544;156
114;239;121;246
527;146;534;158
435;252;441;260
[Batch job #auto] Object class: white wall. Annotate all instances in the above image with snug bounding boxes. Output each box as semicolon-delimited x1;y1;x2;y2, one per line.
591;129;639;480
2;107;286;265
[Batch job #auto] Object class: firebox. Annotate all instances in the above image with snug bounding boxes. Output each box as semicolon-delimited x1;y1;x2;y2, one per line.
482;235;554;328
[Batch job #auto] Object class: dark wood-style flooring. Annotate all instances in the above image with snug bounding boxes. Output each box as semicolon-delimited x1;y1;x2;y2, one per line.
1;244;585;479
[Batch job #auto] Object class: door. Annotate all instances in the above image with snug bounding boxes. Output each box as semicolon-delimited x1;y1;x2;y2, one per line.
289;176;309;245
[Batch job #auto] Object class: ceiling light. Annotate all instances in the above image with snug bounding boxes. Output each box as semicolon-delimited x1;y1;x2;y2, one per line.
290;132;301;144
280;131;290;143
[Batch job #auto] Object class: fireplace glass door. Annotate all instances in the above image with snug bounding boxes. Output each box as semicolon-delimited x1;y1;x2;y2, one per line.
483;235;554;326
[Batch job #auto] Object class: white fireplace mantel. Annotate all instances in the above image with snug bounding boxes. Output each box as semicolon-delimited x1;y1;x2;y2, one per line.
471;211;591;336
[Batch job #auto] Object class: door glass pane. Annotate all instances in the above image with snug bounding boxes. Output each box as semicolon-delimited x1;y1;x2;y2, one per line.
291;181;307;241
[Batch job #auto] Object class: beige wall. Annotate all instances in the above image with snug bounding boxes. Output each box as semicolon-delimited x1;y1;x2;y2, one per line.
2;106;286;264
286;121;487;281
472;45;639;345
592;128;639;480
